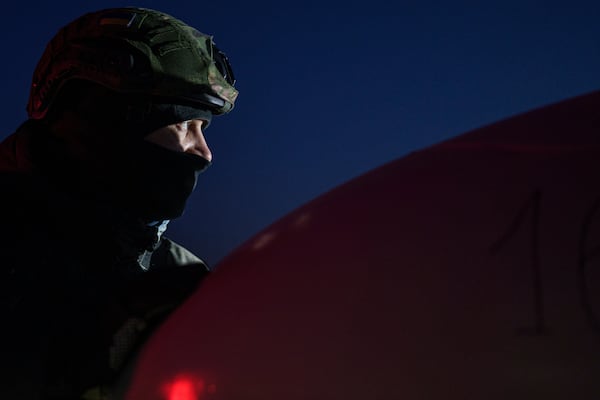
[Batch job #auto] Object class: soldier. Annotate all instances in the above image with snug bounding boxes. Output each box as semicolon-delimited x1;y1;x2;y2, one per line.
0;7;238;399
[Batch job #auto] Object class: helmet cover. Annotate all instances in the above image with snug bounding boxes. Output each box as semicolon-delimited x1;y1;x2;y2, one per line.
27;7;238;119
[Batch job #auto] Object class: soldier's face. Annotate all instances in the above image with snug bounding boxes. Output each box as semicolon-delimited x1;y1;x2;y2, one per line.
144;119;212;162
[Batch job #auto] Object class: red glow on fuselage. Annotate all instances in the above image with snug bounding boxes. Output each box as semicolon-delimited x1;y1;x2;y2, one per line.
162;375;206;400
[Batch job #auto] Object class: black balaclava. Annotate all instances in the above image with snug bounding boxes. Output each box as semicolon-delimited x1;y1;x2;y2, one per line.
117;134;211;221
114;102;213;222
39;81;214;224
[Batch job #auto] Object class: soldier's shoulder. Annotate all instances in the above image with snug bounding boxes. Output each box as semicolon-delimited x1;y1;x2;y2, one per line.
152;237;210;272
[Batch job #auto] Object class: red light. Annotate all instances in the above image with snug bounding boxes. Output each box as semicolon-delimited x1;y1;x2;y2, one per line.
162;374;208;400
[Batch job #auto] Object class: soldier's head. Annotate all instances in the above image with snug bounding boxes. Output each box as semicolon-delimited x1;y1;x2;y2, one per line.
27;7;239;221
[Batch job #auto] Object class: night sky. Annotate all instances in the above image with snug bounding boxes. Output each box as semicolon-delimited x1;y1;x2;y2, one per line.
2;1;600;266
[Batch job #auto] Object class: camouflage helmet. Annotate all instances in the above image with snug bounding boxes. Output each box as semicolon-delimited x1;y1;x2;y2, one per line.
27;7;238;119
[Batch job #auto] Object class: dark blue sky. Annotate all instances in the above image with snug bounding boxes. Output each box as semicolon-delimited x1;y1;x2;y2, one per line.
2;1;600;266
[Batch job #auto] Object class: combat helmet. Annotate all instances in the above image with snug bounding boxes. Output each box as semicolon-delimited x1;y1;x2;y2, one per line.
27;7;238;120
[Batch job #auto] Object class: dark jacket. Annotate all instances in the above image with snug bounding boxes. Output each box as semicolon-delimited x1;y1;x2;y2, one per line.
0;121;210;399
